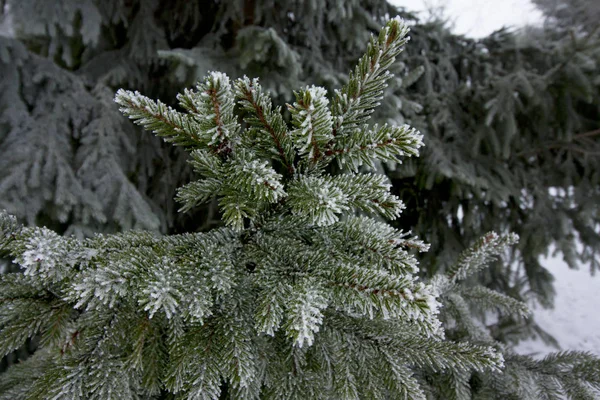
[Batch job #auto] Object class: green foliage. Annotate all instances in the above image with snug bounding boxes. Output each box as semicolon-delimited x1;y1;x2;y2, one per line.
0;20;514;399
428;232;600;399
330;17;409;137
116;71;241;152
235;76;296;173
330;123;424;171
2;0;598;318
1;0;600;397
446;232;520;284
389;18;600;308
288;85;333;164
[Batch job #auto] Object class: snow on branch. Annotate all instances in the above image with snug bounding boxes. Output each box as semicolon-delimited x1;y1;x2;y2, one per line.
0;17;567;399
330;17;410;138
447;231;519;283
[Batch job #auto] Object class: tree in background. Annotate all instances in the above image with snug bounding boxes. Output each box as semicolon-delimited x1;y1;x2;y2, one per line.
0;0;598;369
0;0;403;236
386;12;600;309
533;0;600;33
1;19;599;398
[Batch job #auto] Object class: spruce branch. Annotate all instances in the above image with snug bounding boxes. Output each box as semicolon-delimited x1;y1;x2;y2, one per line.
224;151;286;204
254;282;289;337
0;349;48;399
326;123;424;171
176;149;224;212
382;357;427;400
287;173;404;226
115;89;202;148
459;285;531;318
215;150;287;230
0;299;58;357
0;210;19;250
326;263;441;331
234;77;295;174
286;175;350;226
332;173;405;219
177;71;240;154
447;232;519;284
390;338;505;374
425;230;600;399
9;226;81;284
503;351;600;399
287;85;333;164
444;292;495;342
0;273;48;301
330;17;410;138
283;278;329;348
321;216;422;276
176;178;223;213
187;149;225;179
178;148;286;227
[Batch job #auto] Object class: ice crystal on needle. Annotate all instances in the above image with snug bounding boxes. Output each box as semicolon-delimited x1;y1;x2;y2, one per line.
14;227;71;282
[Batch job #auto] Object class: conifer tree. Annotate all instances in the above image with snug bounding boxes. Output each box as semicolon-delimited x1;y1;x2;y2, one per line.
424;232;600;399
1;0;599;369
1;0;598;307
391;12;600;309
533;0;600;33
1;18;600;400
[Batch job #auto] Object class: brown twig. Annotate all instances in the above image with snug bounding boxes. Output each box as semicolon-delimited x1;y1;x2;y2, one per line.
242;87;294;175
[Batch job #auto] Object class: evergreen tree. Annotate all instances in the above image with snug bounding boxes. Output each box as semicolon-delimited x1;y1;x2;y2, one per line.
533;0;600;33
2;0;598;304
0;0;405;236
1;18;599;399
1;0;599;370
384;15;600;310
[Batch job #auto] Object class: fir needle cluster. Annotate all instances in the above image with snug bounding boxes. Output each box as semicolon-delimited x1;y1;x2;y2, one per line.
1;17;599;400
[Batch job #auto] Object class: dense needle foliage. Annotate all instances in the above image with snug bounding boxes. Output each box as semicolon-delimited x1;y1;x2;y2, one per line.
1;1;598;315
1;0;600;397
1;17;600;400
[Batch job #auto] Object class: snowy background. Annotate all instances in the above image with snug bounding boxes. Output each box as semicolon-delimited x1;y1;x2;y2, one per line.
391;0;600;358
514;255;600;357
392;0;543;37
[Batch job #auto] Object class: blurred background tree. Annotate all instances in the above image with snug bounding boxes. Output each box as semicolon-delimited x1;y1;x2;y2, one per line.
0;0;598;367
533;0;600;33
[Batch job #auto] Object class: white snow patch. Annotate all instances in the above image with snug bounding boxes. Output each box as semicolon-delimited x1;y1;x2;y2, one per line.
390;0;543;38
514;254;600;357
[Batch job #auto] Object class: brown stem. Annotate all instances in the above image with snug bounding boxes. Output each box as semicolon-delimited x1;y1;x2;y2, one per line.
242;88;294;174
206;88;231;156
325;138;396;157
328;281;409;300
330;31;397;139
575;128;600;139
